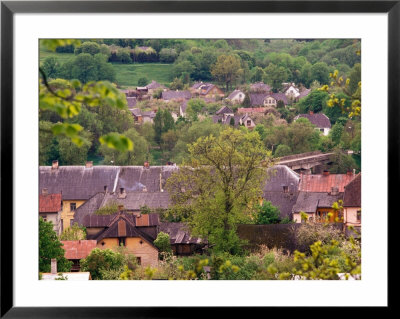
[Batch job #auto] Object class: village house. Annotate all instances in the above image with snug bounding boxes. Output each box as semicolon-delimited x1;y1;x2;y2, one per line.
343;173;361;230
82;212;160;267
282;83;301;100
292;189;343;223
161;90;192;102
39;191;62;235
226;89;246;104
39;163;180;229
191;82;224;99
262;165;300;221
145;80;166;95
213;113;256;129
249;92;288;108
61;240;97;271
294;111;332;136
292;170;357;223
129;108;156;123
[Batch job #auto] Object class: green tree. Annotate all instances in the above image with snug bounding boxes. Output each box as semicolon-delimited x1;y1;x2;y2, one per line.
153;232;173;258
41;57;61;79
75;41;101;55
80;248;125;280
166;127;273;254
263;63;290;91
329;122;344;145
211;54;241;91
310;62;330;85
329;148;357;173
39;217;72;273
169;77;184;90
137;77;148;87
100;128;150;165
251;66;265;82
154;109;163;144
39;40;132;152
288;118;321;154
253;201;280;224
274;144;292;157
186;98;206;122
59;222;86;240
57;131;92;165
297;90;329;114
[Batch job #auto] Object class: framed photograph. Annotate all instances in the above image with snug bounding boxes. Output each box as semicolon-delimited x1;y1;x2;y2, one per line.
1;0;395;316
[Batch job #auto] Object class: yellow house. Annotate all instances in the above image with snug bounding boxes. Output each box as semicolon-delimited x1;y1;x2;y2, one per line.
292;190;343;223
39;160;121;231
85;213;159;267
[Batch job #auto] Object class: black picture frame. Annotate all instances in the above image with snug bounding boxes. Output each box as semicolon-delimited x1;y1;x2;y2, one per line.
1;0;395;317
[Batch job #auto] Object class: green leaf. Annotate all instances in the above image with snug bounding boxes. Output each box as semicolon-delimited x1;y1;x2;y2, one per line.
99;133;133;152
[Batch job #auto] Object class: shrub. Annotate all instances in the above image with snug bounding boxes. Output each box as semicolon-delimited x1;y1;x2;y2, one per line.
137;77;149;87
80;248;125;280
59;222;86;240
295;223;344;253
153;232;173;257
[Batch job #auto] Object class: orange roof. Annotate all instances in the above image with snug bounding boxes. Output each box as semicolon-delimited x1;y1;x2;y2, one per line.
61;240;97;260
299;173;355;193
39;193;62;213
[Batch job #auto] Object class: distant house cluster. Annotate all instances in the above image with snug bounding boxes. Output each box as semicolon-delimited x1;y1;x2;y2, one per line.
118;80;327;133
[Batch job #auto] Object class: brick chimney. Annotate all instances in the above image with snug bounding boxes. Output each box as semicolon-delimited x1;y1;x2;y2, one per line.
41;188;48;195
118;188;126;199
85;161;93;168
323;170;330;176
144;161;150;169
51;258;57;274
118;205;124;212
52;160;59;169
331;187;339;196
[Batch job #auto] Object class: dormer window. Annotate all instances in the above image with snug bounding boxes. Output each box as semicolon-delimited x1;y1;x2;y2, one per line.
283;186;289;193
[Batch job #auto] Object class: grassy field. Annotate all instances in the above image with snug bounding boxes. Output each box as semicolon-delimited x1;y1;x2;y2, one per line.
111;63;174;88
39;47;174;87
39;47;75;64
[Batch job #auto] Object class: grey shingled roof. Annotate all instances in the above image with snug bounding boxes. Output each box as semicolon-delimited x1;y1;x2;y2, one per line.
227;89;244;100
126;97;137;108
146;80;165;90
116;166;179;192
292;191;343;213
162;90;191;100
102;192;170;211
215;106;233;115
159;222;204;244
294;113;331;129
39;166;120;200
73;192;106;225
263;165;300;193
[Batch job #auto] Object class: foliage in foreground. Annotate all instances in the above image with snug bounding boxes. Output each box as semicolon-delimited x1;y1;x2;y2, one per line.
39;217;72;273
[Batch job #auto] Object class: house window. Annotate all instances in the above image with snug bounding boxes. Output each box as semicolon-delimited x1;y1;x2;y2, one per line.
320;128;324;132
42;215;47;222
357;210;361;221
136;257;142;265
70;203;76;211
283;186;289;193
247;120;251;126
119;237;126;246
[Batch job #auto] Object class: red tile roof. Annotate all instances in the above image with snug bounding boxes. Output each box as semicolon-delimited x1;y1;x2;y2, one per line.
61;240;97;260
299;173;356;193
39;193;62;213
